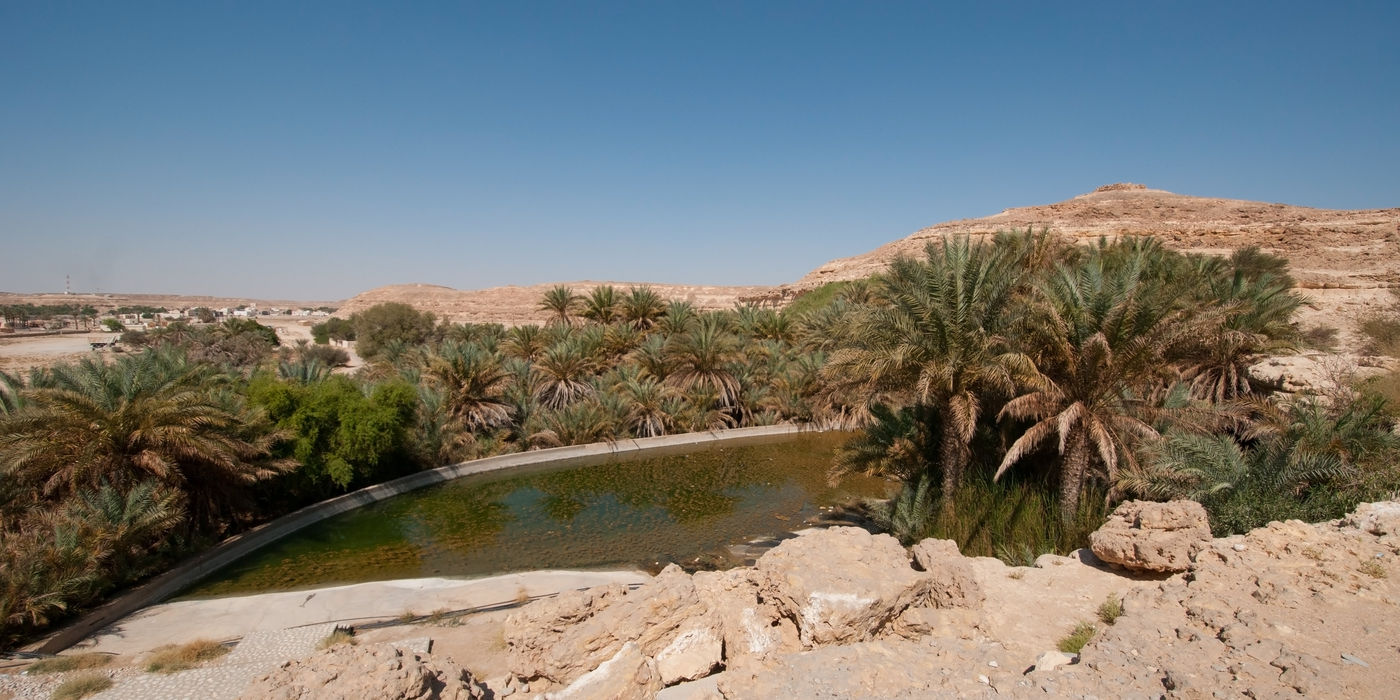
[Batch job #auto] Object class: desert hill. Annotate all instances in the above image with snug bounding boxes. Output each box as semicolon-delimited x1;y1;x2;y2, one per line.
335;281;782;326
798;183;1400;291
0;291;338;313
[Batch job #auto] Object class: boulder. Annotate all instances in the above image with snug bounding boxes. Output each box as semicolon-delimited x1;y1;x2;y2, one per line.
505;565;717;686
756;527;933;646
653;621;723;686
240;644;488;700
909;538;984;607
540;642;662;700
1089;500;1211;573
690;568;799;665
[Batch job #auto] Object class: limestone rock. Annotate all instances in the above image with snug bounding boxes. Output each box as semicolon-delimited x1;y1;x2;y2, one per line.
239;644;488;700
540;642;662;700
909;538;984;607
1031;650;1077;673
505;565;716;686
1089;500;1211;573
653;621;722;686
1342;500;1400;537
691;568;799;665
756;526;933;646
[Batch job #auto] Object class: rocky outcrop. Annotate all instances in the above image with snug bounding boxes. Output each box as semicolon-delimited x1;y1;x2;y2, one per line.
504;565;716;686
240;643;488;700
492;503;1400;698
504;526;952;692
757;527;934;646
1089;499;1212;573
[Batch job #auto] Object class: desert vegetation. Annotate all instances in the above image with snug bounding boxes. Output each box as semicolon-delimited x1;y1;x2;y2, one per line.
1;231;1397;651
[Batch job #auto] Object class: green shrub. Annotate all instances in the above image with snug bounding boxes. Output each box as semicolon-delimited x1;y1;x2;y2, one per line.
1097;595;1124;625
1057;621;1096;654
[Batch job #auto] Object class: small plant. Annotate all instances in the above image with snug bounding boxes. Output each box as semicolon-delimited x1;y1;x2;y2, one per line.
318;628;356;649
1057;621;1096;654
514;586;531;604
144;639;230;673
1096;595;1124;625
1301;547;1323;561
1007;570;1025;580
51;673;112;700
398;610;418;623
1359;559;1387;579
25;653;112;674
427;608;451;625
1300;324;1339;352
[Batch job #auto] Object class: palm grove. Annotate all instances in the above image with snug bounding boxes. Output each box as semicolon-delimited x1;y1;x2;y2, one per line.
3;230;1398;647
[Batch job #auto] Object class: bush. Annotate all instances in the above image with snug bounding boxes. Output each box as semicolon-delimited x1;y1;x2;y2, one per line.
1057;621;1096;654
25;652;112;674
1097;595;1124;625
144;639;229;673
51;673;112;700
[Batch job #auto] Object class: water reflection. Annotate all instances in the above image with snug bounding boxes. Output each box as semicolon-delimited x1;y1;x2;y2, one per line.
188;432;891;598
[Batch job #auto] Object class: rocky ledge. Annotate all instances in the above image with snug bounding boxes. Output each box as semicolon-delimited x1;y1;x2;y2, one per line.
251;501;1400;698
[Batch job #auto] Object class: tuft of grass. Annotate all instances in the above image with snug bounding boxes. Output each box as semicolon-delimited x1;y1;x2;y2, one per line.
1300;325;1339;352
318;628;356;650
1007;569;1025;581
514;586;531;605
1057;621;1097;654
1096;595;1124;625
1359;315;1400;356
144;639;229;673
1359;559;1387;579
52;673;113;700
25;653;112;674
397;610;418;624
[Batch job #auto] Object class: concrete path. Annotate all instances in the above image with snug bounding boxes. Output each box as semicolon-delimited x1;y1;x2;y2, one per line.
74;570;649;656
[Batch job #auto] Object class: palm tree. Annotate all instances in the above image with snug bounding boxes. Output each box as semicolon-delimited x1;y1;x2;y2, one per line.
612;371;678;438
665;314;740;410
533;340;596;409
427;341;513;433
656;300;698;337
1179;270;1302;402
580;285;620;325
503;324;547;361
824;236;1031;500
539;285;581;326
621;286;667;330
630;334;672;380
995;242;1193;521
0;349;290;529
0;370;23;416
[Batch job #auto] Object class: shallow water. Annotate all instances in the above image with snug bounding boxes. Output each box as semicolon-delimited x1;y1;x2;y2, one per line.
188;431;892;597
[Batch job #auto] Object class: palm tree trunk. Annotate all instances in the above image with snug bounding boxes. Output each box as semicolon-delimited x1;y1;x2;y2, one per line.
937;419;964;517
1059;425;1090;523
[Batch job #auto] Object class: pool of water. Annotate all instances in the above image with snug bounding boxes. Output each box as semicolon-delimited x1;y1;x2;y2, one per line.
187;431;893;598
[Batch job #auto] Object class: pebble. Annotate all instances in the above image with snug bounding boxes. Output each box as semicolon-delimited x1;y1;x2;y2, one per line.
1340;653;1370;668
1233;544;1247;552
977;674;990;685
987;660;999;668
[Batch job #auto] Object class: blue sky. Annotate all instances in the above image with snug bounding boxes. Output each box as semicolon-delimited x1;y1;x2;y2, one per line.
2;1;1397;300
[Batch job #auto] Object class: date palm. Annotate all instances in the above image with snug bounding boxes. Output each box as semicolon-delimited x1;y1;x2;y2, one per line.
0;350;289;529
995;243;1193;521
825;236;1031;500
665;314;741;409
580;285;620;325
427;341;513;433
533;339;596;409
503;324;547;361
1179;270;1301;402
539;285;581;326
621;286;667;330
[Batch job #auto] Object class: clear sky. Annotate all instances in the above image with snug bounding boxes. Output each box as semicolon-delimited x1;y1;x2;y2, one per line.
3;1;1397;300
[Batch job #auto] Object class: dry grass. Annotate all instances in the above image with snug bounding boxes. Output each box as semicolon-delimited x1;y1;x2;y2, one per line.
144;639;230;673
25;652;112;674
1096;595;1124;625
318;628;357;650
51;673;113;700
1359;559;1387;579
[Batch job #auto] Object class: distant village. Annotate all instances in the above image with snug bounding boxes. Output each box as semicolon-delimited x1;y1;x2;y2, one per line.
0;303;336;335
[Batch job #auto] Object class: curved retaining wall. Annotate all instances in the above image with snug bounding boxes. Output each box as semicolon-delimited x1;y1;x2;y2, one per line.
33;424;810;654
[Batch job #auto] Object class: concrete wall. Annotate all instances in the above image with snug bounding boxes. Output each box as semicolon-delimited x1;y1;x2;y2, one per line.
34;424;810;654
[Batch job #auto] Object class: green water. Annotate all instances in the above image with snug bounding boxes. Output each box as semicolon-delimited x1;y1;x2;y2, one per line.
188;432;892;598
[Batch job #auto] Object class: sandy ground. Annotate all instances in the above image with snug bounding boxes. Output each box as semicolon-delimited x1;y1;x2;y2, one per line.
67;570;649;658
